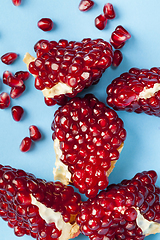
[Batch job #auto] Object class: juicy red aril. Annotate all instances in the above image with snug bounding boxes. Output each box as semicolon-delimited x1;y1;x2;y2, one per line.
79;0;94;11
95;14;107;30
29;125;42;141
12;0;21;6
116;25;131;40
0;92;10;109
1;52;18;65
3;71;13;85
37;18;53;31
10;84;26;99
110;25;131;49
103;3;116;19
112;50;123;67
19;137;32;152
14;71;30;81
7;75;24;88
44;97;57;106
11;106;24;121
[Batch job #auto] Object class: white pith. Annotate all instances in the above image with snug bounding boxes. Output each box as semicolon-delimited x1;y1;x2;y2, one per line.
31;195;79;240
23;52;73;98
138;83;160;100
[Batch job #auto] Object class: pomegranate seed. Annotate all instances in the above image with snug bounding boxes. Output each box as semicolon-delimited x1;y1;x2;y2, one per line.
0;92;10;109
111;31;128;43
95;14;107;30
20;137;32;152
3;71;13;85
29;125;42;141
103;3;116;19
115;25;131;40
110;38;125;49
37;18;53;31
112;50;123;67
12;0;21;6
10;84;26;99
14;71;30;81
7;75;24;88
11;106;24;121
79;0;94;11
44;97;56;106
1;52;18;65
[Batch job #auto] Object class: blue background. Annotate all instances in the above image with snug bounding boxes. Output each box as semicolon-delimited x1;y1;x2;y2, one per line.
0;0;160;239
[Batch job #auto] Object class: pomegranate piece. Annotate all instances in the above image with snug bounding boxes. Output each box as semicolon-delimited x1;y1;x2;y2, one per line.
19;137;32;152
29;125;42;141
14;71;30;81
112;49;123;67
24;38;113;106
76;170;160;240
106;67;160;117
103;3;116;19
0;164;81;239
10;84;26;99
37;18;54;31
95;14;107;30
79;0;94;11
110;25;131;49
1;52;18;65
12;0;21;6
11;106;24;121
0;92;10;109
52;94;126;198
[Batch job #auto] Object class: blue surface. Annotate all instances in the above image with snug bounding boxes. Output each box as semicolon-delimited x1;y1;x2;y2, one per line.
0;0;160;239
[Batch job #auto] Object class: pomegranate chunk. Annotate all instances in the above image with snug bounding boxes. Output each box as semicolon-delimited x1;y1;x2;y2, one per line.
12;0;21;6
29;125;42;141
95;14;107;30
79;0;94;11
76;170;160;239
37;18;54;31
0;92;10;109
103;3;116;19
106;67;160;117
0;164;81;239
11;106;24;121
52;94;126;198
20;137;32;152
1;52;18;65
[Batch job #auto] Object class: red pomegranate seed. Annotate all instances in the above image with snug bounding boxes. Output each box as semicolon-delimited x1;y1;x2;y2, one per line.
112;50;123;67
37;18;53;31
103;3;116;19
95;14;107;30
115;25;131;40
12;0;21;6
111;31;128;43
10;84;26;99
110;38;125;49
44;97;57;106
20;137;32;152
3;71;13;85
1;52;18;65
29;125;42;141
14;71;30;81
0;92;10;109
11;106;24;121
7;75;24;88
79;0;94;11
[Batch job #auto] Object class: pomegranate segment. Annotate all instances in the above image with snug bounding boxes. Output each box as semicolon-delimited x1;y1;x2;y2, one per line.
19;137;32;152
76;170;160;240
0;164;81;240
103;3;116;19
0;92;10;109
11;106;24;121
24;38;113;106
29;125;42;141
95;14;107;30
37;18;54;31
106;67;160;117
52;94;126;198
1;52;18;65
12;0;21;6
79;0;94;11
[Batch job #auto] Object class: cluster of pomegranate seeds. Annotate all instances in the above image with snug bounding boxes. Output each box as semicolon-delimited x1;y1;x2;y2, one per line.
37;18;54;32
110;25;131;49
79;0;94;11
52;94;126;198
76;170;160;240
106;67;160;117
0;92;10;109
112;49;123;67
12;0;21;6
95;3;115;30
0;164;81;239
28;38;113;105
1;52;18;65
11;106;24;121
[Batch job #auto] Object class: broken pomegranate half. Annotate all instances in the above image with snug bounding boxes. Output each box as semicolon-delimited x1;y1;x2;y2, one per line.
76;170;160;240
51;94;126;198
0;164;81;240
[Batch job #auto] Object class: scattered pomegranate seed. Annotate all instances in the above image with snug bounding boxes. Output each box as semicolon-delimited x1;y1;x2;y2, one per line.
112;50;123;67
10;84;26;99
1;52;18;65
12;0;21;6
29;125;42;141
0;92;10;109
79;0;94;11
14;71;30;81
3;71;13;85
20;137;32;152
11;106;24;121
115;25;131;39
95;14;107;30
110;25;131;49
44;97;57;106
37;18;53;31
103;3;116;19
7;75;24;88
